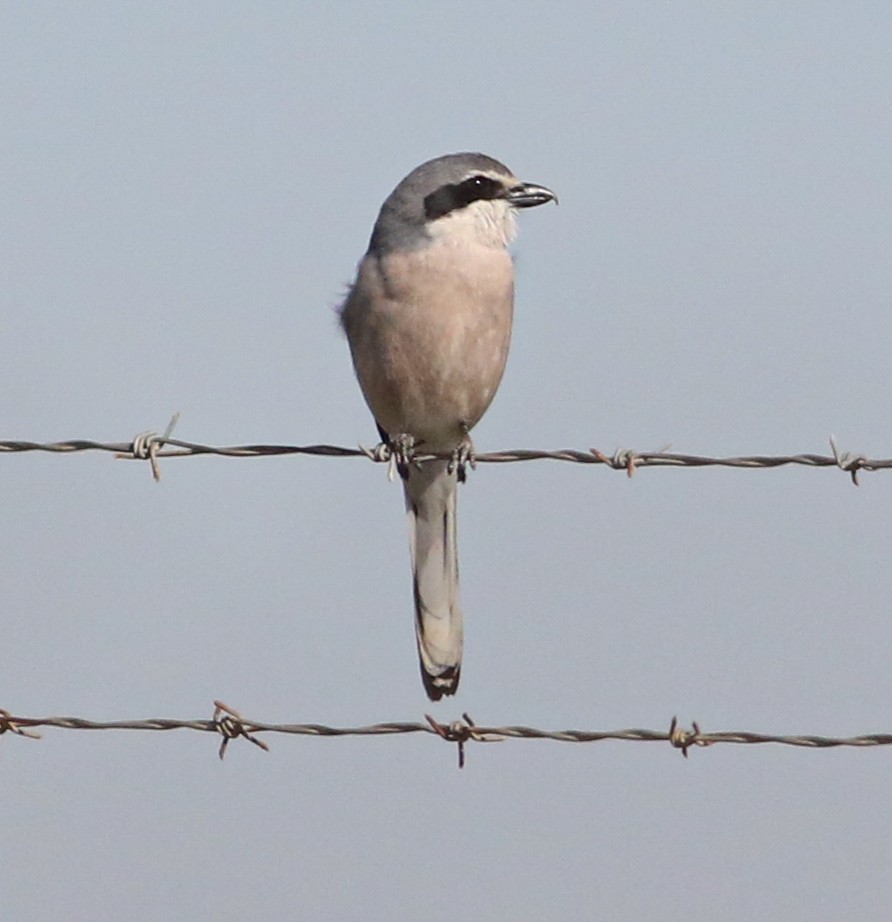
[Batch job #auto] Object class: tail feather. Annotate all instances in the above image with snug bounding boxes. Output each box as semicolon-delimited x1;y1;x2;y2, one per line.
403;459;463;700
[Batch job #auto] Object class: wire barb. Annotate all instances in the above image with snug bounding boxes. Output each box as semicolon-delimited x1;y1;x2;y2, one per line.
829;435;866;486
125;412;181;481
0;708;42;740
212;700;270;760
425;712;502;768
591;447;642;477
669;716;710;758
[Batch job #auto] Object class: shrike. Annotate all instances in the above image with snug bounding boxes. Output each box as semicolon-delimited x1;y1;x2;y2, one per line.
340;152;555;699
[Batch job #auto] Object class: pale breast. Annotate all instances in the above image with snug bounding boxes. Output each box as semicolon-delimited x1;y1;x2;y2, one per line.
341;241;515;449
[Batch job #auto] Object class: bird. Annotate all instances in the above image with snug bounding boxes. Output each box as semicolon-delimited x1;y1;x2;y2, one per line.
339;152;556;700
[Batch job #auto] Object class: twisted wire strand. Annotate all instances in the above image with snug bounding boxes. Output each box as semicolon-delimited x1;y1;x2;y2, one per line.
0;425;884;484
4;706;891;767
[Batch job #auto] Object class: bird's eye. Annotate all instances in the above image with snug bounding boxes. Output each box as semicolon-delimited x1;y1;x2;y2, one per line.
461;175;500;198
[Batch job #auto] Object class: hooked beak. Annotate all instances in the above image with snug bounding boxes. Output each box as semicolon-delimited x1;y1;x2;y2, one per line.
505;181;558;208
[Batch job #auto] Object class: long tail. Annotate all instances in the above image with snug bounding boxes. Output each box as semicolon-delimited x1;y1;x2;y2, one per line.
403;459;463;700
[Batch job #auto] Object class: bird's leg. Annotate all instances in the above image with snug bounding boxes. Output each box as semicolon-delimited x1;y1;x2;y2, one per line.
448;424;476;484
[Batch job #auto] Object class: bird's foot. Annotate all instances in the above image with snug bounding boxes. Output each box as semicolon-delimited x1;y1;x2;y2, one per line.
381;432;416;481
448;431;476;484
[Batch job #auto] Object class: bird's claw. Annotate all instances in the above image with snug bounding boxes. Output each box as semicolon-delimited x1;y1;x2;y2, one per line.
383;433;416;481
448;435;476;483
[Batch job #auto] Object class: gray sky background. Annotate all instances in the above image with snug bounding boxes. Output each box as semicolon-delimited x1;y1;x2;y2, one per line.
4;3;892;919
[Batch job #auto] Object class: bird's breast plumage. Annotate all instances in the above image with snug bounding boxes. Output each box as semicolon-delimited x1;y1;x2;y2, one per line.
341;240;515;450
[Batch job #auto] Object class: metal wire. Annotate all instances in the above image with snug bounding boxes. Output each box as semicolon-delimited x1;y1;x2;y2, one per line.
3;421;887;765
2;704;890;767
0;415;882;484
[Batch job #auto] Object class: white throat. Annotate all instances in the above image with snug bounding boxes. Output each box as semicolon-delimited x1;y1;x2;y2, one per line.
426;198;518;249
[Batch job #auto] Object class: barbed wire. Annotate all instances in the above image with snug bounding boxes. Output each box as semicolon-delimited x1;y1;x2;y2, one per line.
0;414;883;483
3;703;890;768
4;421;886;765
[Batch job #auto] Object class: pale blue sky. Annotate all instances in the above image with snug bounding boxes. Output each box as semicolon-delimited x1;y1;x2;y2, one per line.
4;3;892;920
